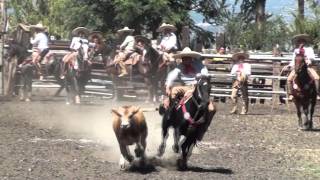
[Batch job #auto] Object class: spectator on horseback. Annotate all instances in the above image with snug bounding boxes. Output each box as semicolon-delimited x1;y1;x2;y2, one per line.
88;31;105;62
61;27;90;79
162;47;215;113
229;51;251;115
157;23;178;62
29;23;49;80
286;34;320;100
114;27;135;77
134;35;150;62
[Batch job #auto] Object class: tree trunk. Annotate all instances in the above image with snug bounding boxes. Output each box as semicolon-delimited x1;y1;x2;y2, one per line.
298;0;304;20
255;0;266;31
255;0;266;50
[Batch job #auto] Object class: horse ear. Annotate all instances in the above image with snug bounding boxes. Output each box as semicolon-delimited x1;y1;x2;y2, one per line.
111;108;121;117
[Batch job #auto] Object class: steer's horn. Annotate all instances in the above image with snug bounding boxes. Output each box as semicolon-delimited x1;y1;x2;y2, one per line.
141;107;159;112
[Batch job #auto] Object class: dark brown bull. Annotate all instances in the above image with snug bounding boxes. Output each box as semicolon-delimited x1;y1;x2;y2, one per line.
112;106;148;170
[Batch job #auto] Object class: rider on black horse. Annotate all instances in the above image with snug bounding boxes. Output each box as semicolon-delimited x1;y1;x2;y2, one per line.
286;34;320;101
161;47;215;136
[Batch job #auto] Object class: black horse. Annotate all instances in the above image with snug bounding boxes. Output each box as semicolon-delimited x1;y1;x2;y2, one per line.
60;42;91;104
106;45;174;102
158;75;216;170
291;55;317;130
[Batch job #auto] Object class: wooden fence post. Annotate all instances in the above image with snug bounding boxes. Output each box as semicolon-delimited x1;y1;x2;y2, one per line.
272;61;281;107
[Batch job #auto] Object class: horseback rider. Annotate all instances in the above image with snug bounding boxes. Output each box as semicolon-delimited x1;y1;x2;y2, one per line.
286;34;320;101
29;23;49;80
114;27;135;77
157;23;178;62
88;31;105;62
61;27;90;79
134;35;150;62
229;52;251;115
162;47;215;113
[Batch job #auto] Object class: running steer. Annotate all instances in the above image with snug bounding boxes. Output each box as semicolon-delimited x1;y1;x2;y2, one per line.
112;106;148;170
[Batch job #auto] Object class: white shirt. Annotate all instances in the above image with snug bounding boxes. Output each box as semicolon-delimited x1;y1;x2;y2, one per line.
230;63;251;76
30;32;48;51
70;37;88;50
120;35;135;51
159;32;177;51
289;47;315;67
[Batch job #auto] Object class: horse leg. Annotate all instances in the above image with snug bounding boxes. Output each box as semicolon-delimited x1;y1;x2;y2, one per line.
135;134;147;158
294;102;302;128
158;117;169;157
65;78;71;104
143;77;153;103
308;101;316;130
172;127;180;153
177;136;196;171
302;104;309;130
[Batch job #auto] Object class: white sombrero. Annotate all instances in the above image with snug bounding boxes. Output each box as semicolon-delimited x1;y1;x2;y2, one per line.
29;23;46;30
173;47;202;59
72;27;90;37
158;23;177;32
292;34;312;45
232;52;249;61
117;27;134;34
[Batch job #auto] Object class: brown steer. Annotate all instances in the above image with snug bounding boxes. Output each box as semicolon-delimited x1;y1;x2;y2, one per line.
112;105;148;170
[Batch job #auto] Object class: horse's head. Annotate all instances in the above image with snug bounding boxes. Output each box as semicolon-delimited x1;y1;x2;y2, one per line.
194;74;211;104
294;54;307;74
78;41;89;62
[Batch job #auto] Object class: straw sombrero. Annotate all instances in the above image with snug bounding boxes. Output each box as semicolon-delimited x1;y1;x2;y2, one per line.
88;31;104;42
72;27;90;37
29;23;46;30
292;34;312;45
117;27;134;34
232;52;249;61
158;23;177;32
172;47;202;59
18;23;30;32
134;35;151;44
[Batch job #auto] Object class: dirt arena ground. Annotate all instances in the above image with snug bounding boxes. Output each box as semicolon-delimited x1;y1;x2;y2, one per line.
1;97;320;179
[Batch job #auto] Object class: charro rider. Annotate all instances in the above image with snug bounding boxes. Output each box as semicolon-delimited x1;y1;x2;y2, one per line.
229;51;251;115
29;23;49;80
134;35;150;62
157;23;178;62
114;26;135;77
88;31;105;62
285;34;320;100
61;27;90;79
161;47;215;114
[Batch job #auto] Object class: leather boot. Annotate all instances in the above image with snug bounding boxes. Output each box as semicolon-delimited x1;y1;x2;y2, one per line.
287;80;294;101
118;61;128;77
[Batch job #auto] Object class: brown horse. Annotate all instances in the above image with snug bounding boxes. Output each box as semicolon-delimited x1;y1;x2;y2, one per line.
106;45;173;102
290;55;317;130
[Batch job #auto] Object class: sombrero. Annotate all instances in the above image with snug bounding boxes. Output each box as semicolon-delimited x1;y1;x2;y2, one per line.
29;23;46;30
18;23;30;32
172;47;202;59
232;52;249;61
72;27;90;37
88;31;104;42
134;35;151;44
292;34;312;45
117;27;134;34
158;23;177;32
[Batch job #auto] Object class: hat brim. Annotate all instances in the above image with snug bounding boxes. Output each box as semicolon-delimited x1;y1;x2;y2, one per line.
29;25;46;30
173;52;202;59
158;25;177;32
117;29;134;34
18;24;30;32
292;34;312;45
134;35;151;44
232;52;249;60
72;27;90;37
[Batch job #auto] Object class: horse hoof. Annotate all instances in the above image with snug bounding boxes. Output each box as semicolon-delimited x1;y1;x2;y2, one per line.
177;158;187;171
172;144;179;153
